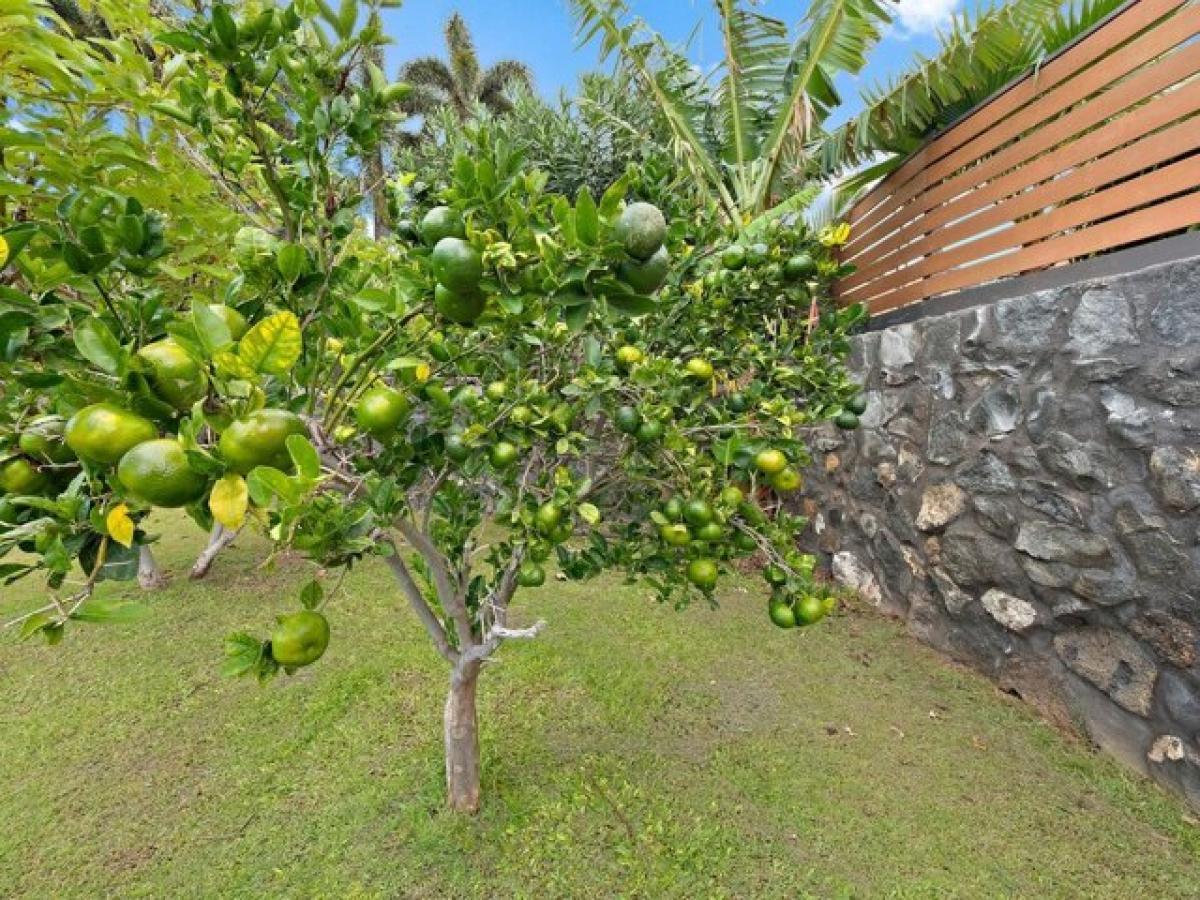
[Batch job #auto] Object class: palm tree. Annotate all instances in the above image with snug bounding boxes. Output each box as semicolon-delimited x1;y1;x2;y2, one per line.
571;0;1123;227
398;12;533;131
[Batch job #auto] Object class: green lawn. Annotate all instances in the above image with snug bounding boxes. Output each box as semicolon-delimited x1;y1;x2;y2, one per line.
1;518;1197;898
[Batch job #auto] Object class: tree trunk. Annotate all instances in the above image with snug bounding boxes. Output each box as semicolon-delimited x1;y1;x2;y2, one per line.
444;665;482;813
137;545;168;590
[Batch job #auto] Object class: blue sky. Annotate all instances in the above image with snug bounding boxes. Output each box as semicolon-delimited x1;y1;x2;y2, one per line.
378;0;962;125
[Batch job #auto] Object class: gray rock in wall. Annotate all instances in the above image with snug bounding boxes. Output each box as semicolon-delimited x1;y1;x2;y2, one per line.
796;255;1200;811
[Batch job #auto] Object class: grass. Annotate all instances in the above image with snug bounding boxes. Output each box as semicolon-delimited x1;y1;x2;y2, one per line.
1;516;1197;898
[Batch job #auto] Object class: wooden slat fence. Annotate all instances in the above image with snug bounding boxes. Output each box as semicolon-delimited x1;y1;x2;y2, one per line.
835;0;1200;316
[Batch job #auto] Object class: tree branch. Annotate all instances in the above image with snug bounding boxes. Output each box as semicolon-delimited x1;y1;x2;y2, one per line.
395;517;475;650
379;536;457;664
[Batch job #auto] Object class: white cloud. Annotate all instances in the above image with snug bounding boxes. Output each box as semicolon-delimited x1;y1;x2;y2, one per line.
893;0;960;35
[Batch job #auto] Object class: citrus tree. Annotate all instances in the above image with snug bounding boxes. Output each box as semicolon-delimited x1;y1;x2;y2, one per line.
1;0;864;813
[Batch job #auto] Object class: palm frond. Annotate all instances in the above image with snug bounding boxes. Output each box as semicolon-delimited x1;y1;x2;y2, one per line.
570;0;740;219
445;13;480;100
479;60;533;113
712;2;789;168
397;57;457;97
1039;0;1128;54
816;0;1057;179
750;0;893;211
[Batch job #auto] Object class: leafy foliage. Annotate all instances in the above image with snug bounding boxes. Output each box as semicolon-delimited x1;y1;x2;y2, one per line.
1;0;863;810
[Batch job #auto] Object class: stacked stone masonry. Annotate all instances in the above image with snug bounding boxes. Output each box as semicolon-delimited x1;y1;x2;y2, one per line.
801;257;1200;811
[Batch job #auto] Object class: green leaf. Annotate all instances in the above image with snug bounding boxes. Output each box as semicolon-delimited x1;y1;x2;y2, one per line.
73;318;124;374
604;291;656;317
211;4;239;49
19;611;55;641
575;188;599;244
238;311;302;376
337;0;358;39
285;434;321;481
70;598;150;625
246;466;300;505
192;300;232;354
300;580;324;610
275;243;307;282
62;242;93;274
155;30;204;52
221;632;264;677
1;224;38;268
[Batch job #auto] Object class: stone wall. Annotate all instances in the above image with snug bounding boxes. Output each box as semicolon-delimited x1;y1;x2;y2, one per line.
801;255;1200;810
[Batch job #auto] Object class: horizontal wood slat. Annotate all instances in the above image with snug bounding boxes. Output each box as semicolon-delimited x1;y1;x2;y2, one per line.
842;88;1200;286
835;0;1200;316
847;9;1200;254
846;0;1189;231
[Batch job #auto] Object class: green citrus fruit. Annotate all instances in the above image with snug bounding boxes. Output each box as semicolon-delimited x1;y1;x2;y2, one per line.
685;358;714;380
618;245;669;294
65;403;158;467
219;408;306;474
550;521;573;544
0;457;47;495
733;530;757;551
686;558;718;590
794;593;827;626
355;385;410;437
615;345;643;367
270;610;330;667
769;467;803;493
746;242;769;266
528;541;552;562
663;496;684;522
695;521;724;542
635;420;664;443
784;253;816;281
846;395;868;416
614;201;666;261
485;380;508;401
834;410;861;430
444;433;471;463
137;339;208;410
763;564;788;586
754;448;788;475
719;485;744;506
660;523;691;546
614;406;641;435
419;206;465;246
431;236;483;292
720;245;746;270
510;404;533;425
535;501;563;535
209;304;248;340
682;498;714;527
727;392;748;413
434;283;486;325
117;438;207;507
490;441;518;469
769;599;796;628
19;416;75;464
517;561;546;588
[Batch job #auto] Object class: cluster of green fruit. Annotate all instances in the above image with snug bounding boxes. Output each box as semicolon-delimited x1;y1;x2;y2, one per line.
613;202;670;295
419;206;489;325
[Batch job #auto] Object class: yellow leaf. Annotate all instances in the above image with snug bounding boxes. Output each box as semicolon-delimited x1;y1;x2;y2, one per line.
414;362;431;383
237;310;302;376
209;473;248;530
106;503;135;548
0;234;9;268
